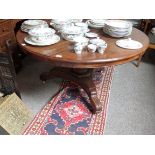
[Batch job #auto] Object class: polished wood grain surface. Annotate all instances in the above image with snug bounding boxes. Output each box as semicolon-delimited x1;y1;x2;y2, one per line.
16;27;149;68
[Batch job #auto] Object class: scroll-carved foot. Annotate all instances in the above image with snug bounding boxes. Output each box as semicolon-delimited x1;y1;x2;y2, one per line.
88;90;102;114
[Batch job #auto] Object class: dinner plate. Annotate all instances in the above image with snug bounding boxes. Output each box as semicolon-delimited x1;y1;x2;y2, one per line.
116;38;143;49
24;35;60;46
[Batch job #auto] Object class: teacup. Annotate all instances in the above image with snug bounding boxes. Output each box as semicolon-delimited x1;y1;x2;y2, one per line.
87;44;97;53
74;44;83;54
73;36;89;47
97;43;107;54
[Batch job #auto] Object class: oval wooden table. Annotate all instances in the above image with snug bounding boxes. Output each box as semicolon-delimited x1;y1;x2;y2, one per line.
16;28;149;113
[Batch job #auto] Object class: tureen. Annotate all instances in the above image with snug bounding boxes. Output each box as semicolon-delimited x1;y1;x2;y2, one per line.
52;19;71;25
28;27;56;43
21;20;48;33
50;19;72;31
61;25;84;41
28;27;55;37
74;22;89;33
61;25;82;34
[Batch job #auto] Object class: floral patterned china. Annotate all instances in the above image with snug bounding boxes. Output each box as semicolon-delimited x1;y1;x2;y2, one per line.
103;20;132;38
85;32;98;38
21;20;48;33
24;34;60;46
50;19;72;31
105;20;132;29
97;43;107;54
28;27;56;43
90;19;106;26
28;27;55;37
86;19;106;29
116;38;143;49
72;36;89;47
74;44;83;54
87;44;97;53
70;19;83;23
89;37;106;45
74;22;89;33
23;20;47;26
61;25;84;41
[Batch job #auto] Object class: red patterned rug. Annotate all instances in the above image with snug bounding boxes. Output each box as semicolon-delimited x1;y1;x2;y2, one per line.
23;66;114;135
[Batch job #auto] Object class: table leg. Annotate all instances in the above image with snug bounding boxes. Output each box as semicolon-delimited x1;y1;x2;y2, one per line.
136;55;143;67
40;67;102;113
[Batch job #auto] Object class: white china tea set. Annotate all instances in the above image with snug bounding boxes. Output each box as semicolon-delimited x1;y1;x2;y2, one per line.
21;19;143;53
73;36;107;54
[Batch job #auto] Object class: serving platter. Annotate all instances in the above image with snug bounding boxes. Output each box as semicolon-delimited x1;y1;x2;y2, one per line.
116;38;143;49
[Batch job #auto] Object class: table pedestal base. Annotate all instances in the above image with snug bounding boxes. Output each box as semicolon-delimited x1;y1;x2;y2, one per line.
40;68;102;114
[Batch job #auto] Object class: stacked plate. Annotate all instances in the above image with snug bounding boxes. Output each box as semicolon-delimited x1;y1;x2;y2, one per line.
21;20;48;33
103;20;132;38
24;27;60;46
86;19;106;29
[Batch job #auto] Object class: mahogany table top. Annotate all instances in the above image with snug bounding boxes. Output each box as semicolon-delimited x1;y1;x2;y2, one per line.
16;27;149;68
